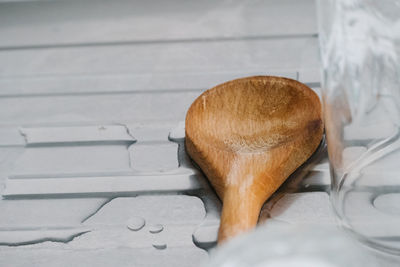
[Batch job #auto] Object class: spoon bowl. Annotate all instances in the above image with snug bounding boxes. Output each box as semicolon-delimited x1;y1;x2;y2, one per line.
185;76;323;243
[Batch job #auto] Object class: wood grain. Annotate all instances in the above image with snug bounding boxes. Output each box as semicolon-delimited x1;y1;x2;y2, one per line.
185;76;323;243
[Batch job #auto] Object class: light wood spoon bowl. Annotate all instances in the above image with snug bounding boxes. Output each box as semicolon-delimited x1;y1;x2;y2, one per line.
185;76;323;243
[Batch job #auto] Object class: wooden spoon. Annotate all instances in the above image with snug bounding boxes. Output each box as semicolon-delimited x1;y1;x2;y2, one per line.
185;76;323;243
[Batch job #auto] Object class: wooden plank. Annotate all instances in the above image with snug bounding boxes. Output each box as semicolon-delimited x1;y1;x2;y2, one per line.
0;227;91;246
3;172;202;198
10;145;133;177
0;91;199;126
0;70;297;97
20;125;136;144
0;0;317;48
0;37;319;77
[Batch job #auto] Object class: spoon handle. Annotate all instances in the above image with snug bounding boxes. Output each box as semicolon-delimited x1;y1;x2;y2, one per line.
218;187;263;243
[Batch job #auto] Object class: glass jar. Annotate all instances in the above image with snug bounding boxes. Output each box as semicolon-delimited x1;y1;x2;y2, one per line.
317;0;400;254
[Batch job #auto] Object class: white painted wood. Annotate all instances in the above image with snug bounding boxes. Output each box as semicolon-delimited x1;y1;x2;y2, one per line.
128;143;179;172
83;195;205;225
298;68;321;84
20;125;136;144
0;92;199;127
0;227;91;245
0;127;25;146
0;246;208;267
0;37;319;77
0;70;297;96
3;172;202;198
301;170;331;187
260;192;336;225
0;198;108;228
10;145;132;176
0;0;317;48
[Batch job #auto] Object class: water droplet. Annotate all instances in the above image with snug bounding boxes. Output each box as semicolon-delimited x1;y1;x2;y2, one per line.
152;241;167;250
127;216;145;231
149;224;164;234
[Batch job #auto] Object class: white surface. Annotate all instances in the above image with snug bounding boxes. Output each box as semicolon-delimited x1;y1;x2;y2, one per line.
10;145;132;176
0;227;91;246
0;0;317;47
0;38;318;77
20;125;136;144
83;196;205;225
129;143;179;171
260;192;336;225
0;198;108;227
3;171;202;197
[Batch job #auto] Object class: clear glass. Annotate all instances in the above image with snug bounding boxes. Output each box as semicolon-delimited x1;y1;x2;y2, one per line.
317;0;400;254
